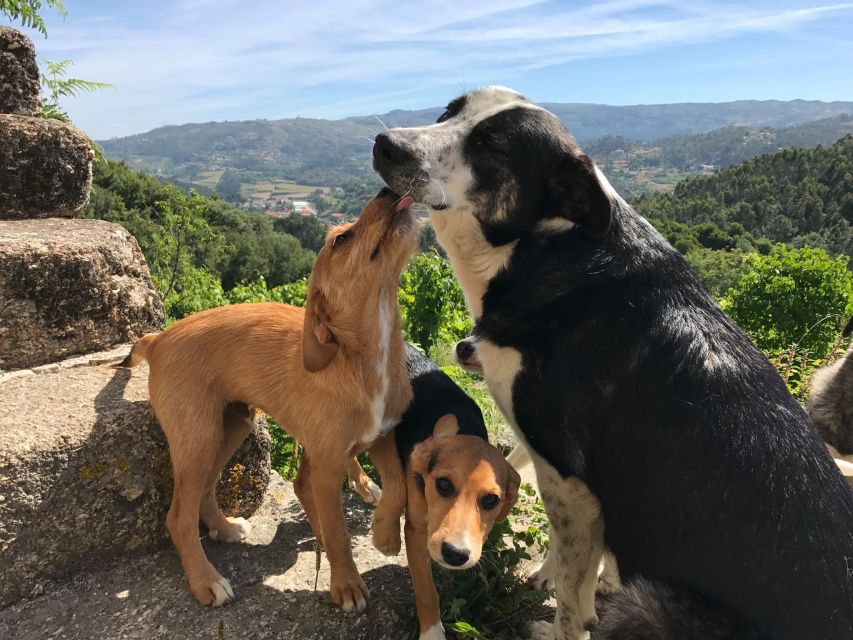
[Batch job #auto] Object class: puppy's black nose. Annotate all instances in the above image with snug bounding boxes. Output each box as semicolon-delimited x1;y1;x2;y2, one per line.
441;543;470;567
456;339;475;362
373;133;417;166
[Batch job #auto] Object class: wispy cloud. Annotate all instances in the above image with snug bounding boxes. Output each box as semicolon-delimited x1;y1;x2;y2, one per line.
15;0;853;137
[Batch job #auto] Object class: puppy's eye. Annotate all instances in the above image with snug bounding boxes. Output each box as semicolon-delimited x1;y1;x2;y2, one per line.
435;477;455;497
332;232;351;249
480;494;501;511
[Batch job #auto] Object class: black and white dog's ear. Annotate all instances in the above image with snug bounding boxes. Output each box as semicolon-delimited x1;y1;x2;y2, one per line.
843;314;853;337
546;152;612;239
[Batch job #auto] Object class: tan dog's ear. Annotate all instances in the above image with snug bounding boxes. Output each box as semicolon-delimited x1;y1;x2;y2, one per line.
496;463;521;522
302;289;338;372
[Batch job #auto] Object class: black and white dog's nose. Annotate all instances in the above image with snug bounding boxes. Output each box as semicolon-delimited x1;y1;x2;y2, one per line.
373;132;417;166
441;542;470;567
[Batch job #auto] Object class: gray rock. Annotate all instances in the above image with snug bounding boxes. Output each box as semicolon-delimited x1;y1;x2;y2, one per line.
0;356;271;607
0;473;414;640
0;219;165;370
0;27;41;116
0;115;93;218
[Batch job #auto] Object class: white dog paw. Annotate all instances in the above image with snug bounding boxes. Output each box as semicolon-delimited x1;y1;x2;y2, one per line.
349;477;383;505
419;623;446;640
527;620;555;640
528;553;556;591
209;576;235;607
364;479;383;504
209;517;251;543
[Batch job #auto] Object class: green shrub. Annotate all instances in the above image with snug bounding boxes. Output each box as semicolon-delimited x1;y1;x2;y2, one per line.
398;251;472;352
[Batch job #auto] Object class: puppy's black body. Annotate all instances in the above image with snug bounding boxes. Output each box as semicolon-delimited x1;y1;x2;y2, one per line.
395;343;488;465
373;88;853;640
478;199;853;639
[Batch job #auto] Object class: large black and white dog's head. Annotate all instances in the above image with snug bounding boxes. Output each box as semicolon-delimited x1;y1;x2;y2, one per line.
373;87;616;242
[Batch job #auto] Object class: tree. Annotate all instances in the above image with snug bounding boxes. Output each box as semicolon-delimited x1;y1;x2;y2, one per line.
0;0;65;36
273;214;328;252
721;245;853;357
149;185;228;317
397;251;472;352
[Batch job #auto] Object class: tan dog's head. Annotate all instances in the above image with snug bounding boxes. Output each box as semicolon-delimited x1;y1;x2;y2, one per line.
302;188;419;372
411;414;521;570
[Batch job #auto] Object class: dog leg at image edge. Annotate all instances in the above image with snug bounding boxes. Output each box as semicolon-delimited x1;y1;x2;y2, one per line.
529;466;604;640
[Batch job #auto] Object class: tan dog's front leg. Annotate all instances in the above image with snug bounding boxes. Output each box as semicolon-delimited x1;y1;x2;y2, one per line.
405;482;444;640
310;453;369;612
529;463;604;640
369;431;406;556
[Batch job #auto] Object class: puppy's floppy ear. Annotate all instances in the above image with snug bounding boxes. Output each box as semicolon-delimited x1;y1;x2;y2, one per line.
496;462;521;522
434;413;460;439
546;151;612;239
844;314;853;337
411;415;459;476
302;288;338;372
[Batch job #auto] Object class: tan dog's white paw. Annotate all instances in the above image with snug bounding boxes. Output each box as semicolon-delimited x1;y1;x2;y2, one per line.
209;517;251;543
419;622;446;640
350;477;383;504
528;552;556;591
209;576;235;607
191;572;235;607
330;571;369;612
371;515;402;556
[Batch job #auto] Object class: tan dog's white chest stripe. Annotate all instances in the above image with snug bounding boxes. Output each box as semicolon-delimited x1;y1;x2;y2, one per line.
366;288;396;446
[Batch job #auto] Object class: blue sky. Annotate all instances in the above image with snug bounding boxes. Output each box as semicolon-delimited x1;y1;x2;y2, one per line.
10;0;853;139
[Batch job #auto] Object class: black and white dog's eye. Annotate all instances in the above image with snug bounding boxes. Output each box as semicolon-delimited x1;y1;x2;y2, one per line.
332;232;351;249
480;494;501;511
435;477;455;497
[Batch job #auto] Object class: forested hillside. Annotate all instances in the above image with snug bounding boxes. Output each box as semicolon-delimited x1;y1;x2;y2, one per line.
634;136;853;257
84;159;318;295
99;101;853;201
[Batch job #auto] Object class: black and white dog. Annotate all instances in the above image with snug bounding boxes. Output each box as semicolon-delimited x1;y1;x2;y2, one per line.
373;87;853;640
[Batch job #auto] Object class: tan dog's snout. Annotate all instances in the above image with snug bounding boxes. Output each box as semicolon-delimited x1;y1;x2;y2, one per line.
411;415;521;571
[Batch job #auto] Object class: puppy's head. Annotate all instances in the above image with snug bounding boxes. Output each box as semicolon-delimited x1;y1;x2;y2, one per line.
372;86;613;244
302;188;419;372
410;414;520;570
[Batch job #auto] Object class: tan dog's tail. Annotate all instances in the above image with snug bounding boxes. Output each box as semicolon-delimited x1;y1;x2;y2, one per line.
119;333;159;368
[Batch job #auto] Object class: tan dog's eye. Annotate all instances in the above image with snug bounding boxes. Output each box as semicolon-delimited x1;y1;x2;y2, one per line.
480;494;500;511
332;232;351;249
435;477;455;497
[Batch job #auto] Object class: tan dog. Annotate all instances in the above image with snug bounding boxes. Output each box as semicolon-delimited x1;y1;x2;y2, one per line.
122;189;418;612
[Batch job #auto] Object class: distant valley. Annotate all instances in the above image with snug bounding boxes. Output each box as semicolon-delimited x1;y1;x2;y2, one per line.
98;99;853;210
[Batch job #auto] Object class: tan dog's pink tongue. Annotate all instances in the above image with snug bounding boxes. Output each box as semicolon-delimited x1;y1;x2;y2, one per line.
395;195;415;212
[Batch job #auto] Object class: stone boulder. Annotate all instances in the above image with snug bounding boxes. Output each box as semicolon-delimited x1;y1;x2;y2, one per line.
0;27;41;116
0;219;164;370
0;115;93;218
0;352;271;607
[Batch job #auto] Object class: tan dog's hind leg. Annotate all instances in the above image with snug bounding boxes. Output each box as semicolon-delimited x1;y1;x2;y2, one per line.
347;456;383;505
404;485;445;640
163;408;235;607
308;448;369;612
529;461;604;640
368;432;406;556
201;404;255;543
294;451;324;545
